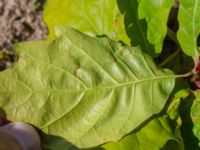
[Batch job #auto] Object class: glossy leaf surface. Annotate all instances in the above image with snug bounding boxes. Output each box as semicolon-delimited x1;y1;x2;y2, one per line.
0;27;175;148
138;0;174;53
177;0;200;56
43;0;129;44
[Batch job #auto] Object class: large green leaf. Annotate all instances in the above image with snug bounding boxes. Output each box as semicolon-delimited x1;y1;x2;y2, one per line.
117;0;155;57
138;0;174;53
191;91;200;144
43;0;129;44
177;0;200;56
0;27;175;148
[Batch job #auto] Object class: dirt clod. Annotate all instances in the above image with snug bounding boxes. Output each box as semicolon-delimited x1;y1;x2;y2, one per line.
0;0;48;70
0;0;48;50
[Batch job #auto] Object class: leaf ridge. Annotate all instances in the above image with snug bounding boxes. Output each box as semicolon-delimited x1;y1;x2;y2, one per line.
140;51;155;77
67;35;120;84
22;51;88;88
108;42;139;80
115;84;136;136
74;89;115;146
41;92;85;129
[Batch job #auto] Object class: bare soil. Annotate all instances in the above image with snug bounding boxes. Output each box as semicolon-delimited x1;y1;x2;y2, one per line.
0;0;48;69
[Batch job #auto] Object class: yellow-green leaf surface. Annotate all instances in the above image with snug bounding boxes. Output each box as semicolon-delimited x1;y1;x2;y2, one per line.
138;0;174;53
0;27;175;148
191;91;200;143
102;117;182;150
167;89;190;120
177;0;200;56
43;0;129;44
101;90;187;150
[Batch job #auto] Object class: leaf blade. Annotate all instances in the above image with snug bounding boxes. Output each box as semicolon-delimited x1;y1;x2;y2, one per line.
138;0;174;53
191;91;200;144
0;27;175;148
117;0;155;56
177;0;200;56
43;0;130;44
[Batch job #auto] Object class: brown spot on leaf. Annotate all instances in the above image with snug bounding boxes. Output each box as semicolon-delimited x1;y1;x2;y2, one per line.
64;48;69;53
192;117;197;123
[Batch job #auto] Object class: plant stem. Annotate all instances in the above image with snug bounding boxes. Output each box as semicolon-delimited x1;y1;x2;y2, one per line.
167;28;180;48
159;48;181;67
192;55;200;74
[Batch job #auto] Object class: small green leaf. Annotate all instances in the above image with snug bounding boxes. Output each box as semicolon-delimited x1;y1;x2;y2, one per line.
43;0;129;44
191;91;200;143
138;0;174;53
167;89;190;120
177;0;200;56
0;27;176;148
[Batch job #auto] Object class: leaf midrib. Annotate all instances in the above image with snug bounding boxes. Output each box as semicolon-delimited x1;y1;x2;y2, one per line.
1;74;179;94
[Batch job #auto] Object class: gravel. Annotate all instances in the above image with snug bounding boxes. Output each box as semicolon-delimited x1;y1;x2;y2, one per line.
0;0;48;69
0;0;48;49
